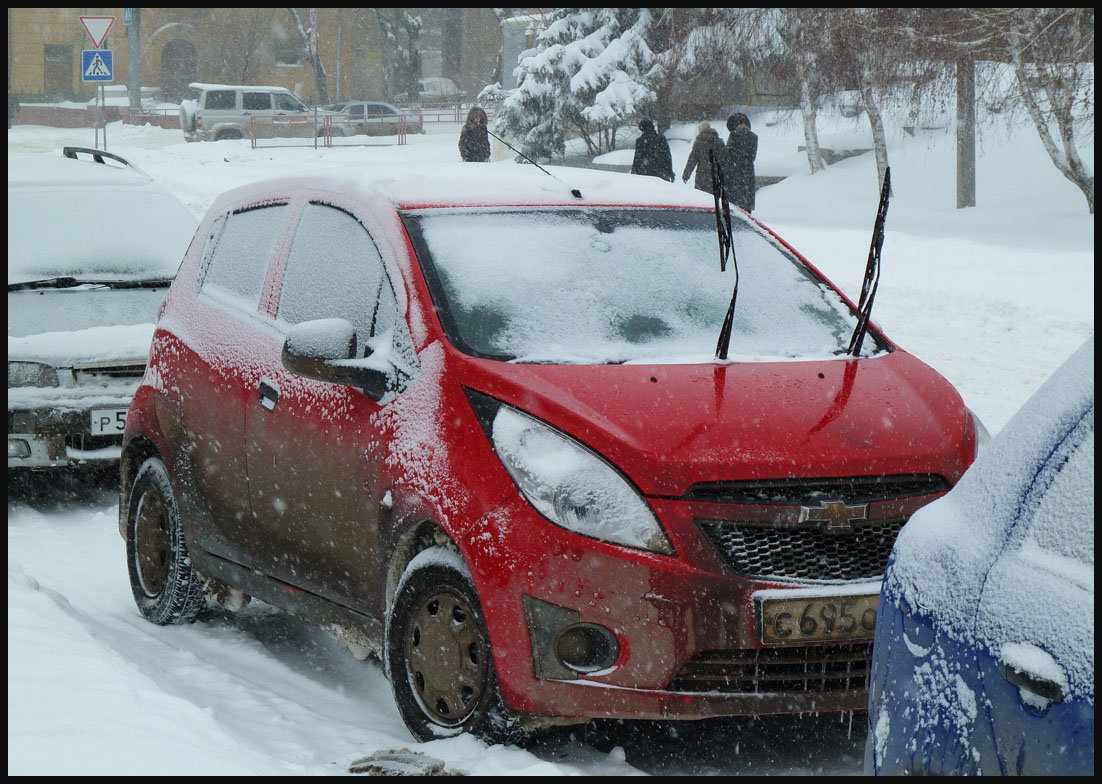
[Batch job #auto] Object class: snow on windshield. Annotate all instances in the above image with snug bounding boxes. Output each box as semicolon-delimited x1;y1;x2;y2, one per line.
405;208;868;364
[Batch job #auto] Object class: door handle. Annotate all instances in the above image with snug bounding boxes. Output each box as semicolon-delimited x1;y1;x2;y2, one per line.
258;380;279;411
999;660;1065;704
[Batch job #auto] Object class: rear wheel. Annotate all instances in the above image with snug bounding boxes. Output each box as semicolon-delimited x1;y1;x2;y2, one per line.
215;128;242;141
386;547;526;745
125;457;206;625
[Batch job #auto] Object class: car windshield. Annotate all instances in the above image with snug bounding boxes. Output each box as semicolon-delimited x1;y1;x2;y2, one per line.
8;185;195;286
8;286;169;338
402;207;882;364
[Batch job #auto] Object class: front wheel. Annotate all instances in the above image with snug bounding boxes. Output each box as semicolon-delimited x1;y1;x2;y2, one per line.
385;547;525;745
125;456;206;625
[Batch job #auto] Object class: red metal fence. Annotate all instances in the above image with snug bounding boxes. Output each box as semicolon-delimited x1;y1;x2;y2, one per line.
250;108;492;150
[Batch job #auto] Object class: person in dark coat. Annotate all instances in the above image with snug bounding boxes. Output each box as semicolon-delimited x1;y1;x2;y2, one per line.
681;121;727;194
724;112;758;212
630;119;674;182
459;106;491;162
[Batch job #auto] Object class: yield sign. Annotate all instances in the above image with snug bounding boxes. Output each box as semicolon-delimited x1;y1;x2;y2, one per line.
80;16;115;49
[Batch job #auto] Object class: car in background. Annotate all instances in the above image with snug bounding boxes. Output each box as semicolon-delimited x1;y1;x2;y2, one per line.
325;101;425;136
180;82;337;142
8;147;197;474
866;337;1093;775
394;76;466;106
119;163;984;745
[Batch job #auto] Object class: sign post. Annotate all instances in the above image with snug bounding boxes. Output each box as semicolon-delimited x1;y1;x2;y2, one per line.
80;15;116;150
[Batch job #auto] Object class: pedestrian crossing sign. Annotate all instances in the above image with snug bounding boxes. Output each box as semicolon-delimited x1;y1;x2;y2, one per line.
82;49;114;82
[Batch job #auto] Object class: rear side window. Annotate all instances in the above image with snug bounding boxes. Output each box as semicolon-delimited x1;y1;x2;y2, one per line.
199;204;289;312
204;90;235;110
243;92;271;111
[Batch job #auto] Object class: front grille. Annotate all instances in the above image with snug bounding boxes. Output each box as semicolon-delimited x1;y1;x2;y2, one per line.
75;362;146;383
684;474;950;505
698;517;906;581
667;642;873;694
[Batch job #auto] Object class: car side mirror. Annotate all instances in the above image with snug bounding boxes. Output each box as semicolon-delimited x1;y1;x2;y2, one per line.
281;318;389;400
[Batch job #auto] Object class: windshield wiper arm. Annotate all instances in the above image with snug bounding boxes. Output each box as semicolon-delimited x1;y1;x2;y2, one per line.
8;276;172;292
710;149;739;361
847;167;891;357
8;276;80;291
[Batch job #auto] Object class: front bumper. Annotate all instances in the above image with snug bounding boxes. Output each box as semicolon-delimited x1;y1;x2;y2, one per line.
462;494;876;722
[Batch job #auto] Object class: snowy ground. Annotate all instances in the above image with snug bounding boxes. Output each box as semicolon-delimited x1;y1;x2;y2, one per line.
7;99;1093;775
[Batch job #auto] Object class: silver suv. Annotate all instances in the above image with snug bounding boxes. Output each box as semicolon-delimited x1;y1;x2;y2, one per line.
180;82;333;142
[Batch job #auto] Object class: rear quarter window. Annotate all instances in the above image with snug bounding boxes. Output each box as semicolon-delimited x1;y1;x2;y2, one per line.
198;203;289;313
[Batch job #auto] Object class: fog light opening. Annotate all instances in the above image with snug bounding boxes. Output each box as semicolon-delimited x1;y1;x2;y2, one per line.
8;439;32;459
553;623;619;673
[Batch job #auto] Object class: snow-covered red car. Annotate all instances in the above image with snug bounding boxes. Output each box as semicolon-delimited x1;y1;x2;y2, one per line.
118;162;985;743
866;338;1093;775
8;148;196;473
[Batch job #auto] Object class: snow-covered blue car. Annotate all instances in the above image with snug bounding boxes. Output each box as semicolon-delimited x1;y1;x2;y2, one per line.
865;338;1094;775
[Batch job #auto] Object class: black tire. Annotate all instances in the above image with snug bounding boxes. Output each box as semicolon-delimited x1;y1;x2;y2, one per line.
125;457;206;625
386;547;526;745
215;129;242;141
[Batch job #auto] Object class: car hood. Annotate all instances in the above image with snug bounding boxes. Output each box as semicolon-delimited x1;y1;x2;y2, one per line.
8;323;154;367
460;351;972;497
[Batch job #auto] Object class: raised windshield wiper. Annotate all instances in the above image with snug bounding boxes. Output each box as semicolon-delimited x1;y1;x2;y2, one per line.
847;167;891;357
8;277;172;292
710;149;739;361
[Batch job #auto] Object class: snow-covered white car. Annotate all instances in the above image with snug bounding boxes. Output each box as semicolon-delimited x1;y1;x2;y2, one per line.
866;337;1094;775
8;147;197;472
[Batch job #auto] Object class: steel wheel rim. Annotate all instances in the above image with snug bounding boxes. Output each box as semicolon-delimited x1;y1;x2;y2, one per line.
405;588;489;726
134;488;171;598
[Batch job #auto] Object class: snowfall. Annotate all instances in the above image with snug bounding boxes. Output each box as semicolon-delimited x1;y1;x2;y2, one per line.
7;93;1094;775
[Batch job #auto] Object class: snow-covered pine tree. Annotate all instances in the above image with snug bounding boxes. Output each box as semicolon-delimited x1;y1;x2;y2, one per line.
494;9;663;160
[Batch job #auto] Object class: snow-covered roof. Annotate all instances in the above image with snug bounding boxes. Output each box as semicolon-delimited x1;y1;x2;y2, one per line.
188;82;295;93
208;161;721;214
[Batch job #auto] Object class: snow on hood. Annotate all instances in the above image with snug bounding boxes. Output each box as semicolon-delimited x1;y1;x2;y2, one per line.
8;323;155;366
886;337;1094;632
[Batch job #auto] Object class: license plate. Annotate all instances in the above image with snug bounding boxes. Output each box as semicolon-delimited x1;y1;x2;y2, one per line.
90;408;128;435
756;591;879;645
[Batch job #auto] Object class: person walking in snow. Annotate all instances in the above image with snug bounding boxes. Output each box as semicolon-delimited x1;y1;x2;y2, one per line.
724;112;758;212
459;106;491;162
681;121;727;194
631;119;674;182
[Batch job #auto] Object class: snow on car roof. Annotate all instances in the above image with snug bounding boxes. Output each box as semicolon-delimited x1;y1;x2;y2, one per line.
8;152;151;189
188;82;295;93
209;161;722;214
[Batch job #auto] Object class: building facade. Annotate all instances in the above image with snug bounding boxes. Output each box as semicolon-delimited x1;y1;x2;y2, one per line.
8;8;503;106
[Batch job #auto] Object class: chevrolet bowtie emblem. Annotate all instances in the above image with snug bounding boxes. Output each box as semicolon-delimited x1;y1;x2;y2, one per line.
799;499;868;533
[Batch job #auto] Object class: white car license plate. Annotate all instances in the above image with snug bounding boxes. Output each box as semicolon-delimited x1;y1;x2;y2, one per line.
90;408;128;435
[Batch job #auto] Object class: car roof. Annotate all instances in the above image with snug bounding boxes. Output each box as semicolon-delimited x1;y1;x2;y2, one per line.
207;162;722;214
189;82;294;93
8;152;153;190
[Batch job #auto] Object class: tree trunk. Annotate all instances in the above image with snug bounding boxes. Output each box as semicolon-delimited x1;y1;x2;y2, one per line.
289;8;330;105
1013;60;1094;214
955;56;976;208
860;83;889;192
799;73;825;174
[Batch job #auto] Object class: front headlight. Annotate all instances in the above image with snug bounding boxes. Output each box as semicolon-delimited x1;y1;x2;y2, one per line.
968;407;992;459
8;361;59;388
487;401;673;555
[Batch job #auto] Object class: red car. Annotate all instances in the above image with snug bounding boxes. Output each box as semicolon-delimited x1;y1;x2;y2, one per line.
119;164;983;744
